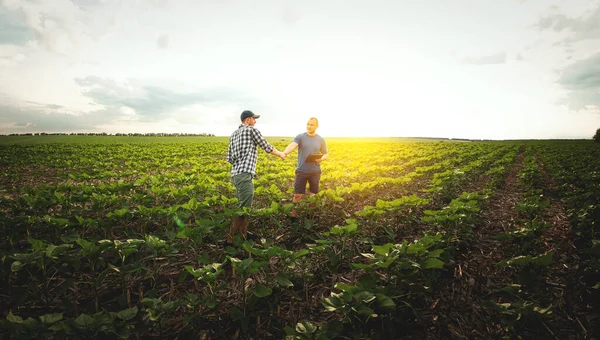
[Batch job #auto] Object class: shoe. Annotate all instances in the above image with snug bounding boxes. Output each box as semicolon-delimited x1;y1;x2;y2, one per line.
246;232;260;241
221;240;235;248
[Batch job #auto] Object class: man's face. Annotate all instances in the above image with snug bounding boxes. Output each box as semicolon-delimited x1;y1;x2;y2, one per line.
246;117;256;126
306;119;318;134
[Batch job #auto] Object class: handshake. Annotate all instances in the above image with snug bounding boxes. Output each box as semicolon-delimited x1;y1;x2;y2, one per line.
273;150;287;160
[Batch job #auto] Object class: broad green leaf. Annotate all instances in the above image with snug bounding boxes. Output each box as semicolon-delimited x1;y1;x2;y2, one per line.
322;294;343;312
375;294;396;312
46;244;73;259
48;321;67;332
28;238;47;251
423;258;444;269
372;243;393;256
352;304;377;318
293;249;310;258
296;321;317;334
275;273;294;287
117;306;138;321
254;284;272;298
74;314;94;330
333;283;356;293
355;291;376;303
10;261;23;272
7;311;23;323
40;313;63;324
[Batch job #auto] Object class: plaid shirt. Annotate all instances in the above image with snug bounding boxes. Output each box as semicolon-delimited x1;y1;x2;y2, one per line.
227;124;274;176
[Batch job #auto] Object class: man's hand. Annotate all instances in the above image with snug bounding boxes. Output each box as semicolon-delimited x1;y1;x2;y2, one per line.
316;153;328;163
276;150;286;160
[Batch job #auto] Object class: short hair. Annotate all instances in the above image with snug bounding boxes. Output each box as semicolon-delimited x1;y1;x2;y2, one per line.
308;117;319;126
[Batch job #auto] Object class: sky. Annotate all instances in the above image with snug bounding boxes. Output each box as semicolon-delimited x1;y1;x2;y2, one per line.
1;0;600;139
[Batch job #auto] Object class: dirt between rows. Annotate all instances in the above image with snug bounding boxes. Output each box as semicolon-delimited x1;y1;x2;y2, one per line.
423;151;592;339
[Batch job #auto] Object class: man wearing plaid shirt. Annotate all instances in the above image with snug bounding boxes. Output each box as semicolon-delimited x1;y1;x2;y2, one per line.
225;110;285;245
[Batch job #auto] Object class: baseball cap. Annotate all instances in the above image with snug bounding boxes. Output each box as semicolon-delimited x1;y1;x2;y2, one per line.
240;110;260;121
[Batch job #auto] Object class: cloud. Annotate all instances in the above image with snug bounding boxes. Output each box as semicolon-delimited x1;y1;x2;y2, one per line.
0;72;256;134
74;76;250;122
25;101;64;110
537;5;600;43
0;103;100;133
14;122;35;127
557;53;600;110
0;8;34;45
558;53;600;89
0;0;119;54
463;52;507;65
1;0;82;53
0;52;26;67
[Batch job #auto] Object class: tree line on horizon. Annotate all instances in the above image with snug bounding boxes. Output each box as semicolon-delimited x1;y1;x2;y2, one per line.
1;132;216;137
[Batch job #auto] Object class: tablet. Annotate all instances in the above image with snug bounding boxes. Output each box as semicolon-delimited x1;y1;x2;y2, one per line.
305;153;323;162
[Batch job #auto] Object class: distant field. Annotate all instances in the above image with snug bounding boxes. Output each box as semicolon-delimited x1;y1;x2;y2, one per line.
0;135;456;145
0;139;598;339
0;135;230;144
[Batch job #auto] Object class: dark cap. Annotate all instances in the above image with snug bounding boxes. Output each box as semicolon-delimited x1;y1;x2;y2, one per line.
240;110;260;121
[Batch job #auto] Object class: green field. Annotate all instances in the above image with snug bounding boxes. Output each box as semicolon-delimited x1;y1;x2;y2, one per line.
1;137;598;339
0;135;454;145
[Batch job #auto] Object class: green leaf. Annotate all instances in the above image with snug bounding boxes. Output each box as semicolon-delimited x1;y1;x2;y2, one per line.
10;261;23;272
205;296;218;309
275;273;294;288
375;293;396;312
40;313;63;324
74;314;94;330
322;294;343;312
333;283;356;293
28;238;47;251
254;284;272;298
293;249;310;258
7;311;23;323
423;257;444;269
379;257;396;269
48;321;67;332
283;325;297;335
23;317;39;329
94;268;110;287
296;321;318;334
355;291;376;303
372;243;393;256
46;244;73;259
353;304;377;318
230;306;244;321
117;306;138;321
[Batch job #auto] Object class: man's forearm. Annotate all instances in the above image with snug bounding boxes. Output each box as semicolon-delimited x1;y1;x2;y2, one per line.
283;143;298;155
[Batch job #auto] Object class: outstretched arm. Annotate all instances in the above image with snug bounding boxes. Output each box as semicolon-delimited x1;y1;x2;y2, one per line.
250;127;285;159
283;142;298;156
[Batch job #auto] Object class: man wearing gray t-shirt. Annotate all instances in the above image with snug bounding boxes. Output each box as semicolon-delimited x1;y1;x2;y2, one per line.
283;117;329;219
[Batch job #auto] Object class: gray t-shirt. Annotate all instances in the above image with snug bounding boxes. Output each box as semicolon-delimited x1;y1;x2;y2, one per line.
293;132;328;173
